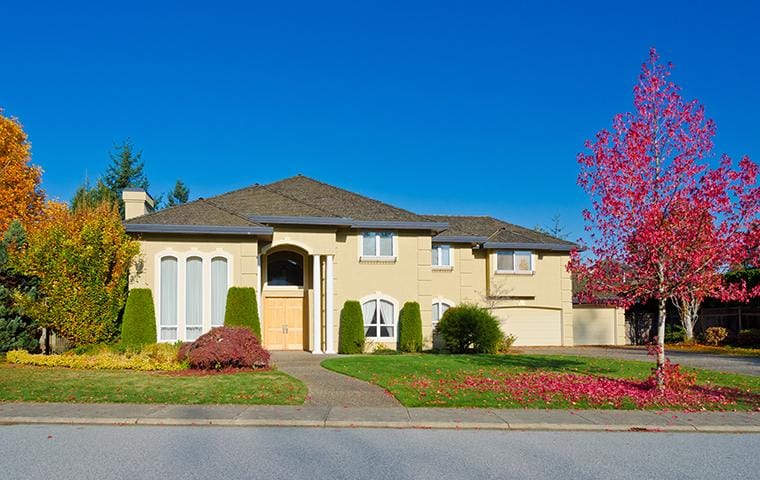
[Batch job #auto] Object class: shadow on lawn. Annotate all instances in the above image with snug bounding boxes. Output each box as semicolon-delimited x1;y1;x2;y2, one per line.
443;354;629;376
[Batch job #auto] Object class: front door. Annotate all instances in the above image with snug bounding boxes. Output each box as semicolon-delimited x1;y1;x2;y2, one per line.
263;296;304;350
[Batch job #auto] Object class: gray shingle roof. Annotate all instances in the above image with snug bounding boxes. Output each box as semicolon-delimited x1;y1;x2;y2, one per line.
125;175;577;249
428;214;577;250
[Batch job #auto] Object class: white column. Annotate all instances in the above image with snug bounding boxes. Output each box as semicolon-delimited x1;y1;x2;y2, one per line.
324;255;335;354
312;255;323;354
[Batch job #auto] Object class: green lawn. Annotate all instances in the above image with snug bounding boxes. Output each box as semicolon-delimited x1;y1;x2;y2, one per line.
0;364;307;405
322;354;760;410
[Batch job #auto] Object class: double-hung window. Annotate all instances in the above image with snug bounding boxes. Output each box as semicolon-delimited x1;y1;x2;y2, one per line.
496;250;533;273
431;245;452;268
362;232;394;258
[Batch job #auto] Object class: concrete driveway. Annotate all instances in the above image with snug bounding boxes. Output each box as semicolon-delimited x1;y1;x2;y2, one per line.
521;346;760;376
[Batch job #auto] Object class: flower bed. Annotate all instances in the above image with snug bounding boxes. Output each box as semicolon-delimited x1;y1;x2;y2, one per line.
6;343;185;371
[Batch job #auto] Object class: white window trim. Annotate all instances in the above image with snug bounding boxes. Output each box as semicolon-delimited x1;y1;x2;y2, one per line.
432;297;455;326
359;292;399;341
154;248;234;343
494;250;535;275
359;231;398;262
431;244;454;270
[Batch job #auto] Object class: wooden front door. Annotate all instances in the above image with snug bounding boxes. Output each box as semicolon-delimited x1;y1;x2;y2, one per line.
263;296;305;350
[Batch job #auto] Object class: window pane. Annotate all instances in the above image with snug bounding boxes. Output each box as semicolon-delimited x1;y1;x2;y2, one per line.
185;327;202;341
441;246;450;266
440;303;450;317
267;251;304;286
365;326;377;337
497;252;514;271
160;257;178;334
362;300;377;327
431;247;439;266
378;232;393;256
432;303;440;323
515;252;532;271
185;257;203;340
379;300;394;338
211;257;228;326
362;232;376;256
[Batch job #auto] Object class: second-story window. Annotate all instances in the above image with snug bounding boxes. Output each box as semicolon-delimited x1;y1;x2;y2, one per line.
431;245;452;267
362;231;394;257
496;250;533;273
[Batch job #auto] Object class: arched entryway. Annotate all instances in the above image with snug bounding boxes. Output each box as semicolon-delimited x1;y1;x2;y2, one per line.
261;247;308;350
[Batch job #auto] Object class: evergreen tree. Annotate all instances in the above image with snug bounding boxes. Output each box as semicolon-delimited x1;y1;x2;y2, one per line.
103;139;149;216
0;221;39;353
70;176;116;212
165;180;190;207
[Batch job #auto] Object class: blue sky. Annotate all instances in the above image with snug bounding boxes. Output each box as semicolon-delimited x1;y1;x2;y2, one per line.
2;1;758;240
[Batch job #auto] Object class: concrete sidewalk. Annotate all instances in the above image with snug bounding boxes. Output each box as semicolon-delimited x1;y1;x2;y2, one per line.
1;402;758;432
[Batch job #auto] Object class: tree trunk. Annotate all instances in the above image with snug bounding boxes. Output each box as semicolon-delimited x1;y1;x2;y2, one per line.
656;297;666;391
677;297;699;343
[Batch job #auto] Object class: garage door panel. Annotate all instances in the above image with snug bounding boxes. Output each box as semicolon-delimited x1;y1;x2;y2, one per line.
573;308;615;345
497;309;562;346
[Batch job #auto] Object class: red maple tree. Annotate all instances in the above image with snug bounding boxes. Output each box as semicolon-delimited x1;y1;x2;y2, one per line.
570;49;759;388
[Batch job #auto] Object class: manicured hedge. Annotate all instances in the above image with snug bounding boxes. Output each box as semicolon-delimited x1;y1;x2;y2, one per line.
120;289;156;347
338;300;365;354
398;301;423;352
224;287;261;338
436;303;503;354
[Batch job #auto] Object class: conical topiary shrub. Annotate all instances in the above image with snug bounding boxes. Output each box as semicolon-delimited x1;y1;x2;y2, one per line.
338;300;365;354
398;301;423;352
121;289;157;347
224;287;261;339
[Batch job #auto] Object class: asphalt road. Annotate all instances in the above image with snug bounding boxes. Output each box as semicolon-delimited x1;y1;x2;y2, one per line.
2;425;758;480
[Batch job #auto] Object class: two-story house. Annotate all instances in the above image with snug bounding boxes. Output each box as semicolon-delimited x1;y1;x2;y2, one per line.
124;175;625;351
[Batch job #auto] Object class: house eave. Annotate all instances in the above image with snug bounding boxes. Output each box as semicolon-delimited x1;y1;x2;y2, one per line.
249;215;354;226
482;241;577;252
433;235;490;244
125;224;274;236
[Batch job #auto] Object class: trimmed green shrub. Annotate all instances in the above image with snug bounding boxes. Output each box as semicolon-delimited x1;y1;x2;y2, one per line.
224;287;261;338
120;289;156;347
664;324;686;344
437;303;503;354
398;301;423;352
338;300;365;354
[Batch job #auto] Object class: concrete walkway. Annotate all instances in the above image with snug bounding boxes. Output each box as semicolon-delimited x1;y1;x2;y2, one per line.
0;402;758;432
521;346;760;376
271;351;401;407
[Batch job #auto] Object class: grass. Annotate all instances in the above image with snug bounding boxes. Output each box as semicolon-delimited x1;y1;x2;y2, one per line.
322;354;760;410
0;363;307;405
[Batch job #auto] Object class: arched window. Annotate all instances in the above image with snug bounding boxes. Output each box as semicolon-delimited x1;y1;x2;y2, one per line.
362;298;395;340
185;257;203;340
211;257;228;327
267;251;304;287
159;256;178;341
432;301;452;328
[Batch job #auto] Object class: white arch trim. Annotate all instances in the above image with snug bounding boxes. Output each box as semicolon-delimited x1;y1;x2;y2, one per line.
153;248;234;343
359;292;400;341
260;240;313;256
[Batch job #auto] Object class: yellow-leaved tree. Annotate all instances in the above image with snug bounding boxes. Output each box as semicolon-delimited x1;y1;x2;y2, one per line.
11;202;140;346
0;110;46;233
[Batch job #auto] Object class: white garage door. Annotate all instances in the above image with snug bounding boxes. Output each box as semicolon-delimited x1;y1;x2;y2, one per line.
573;307;616;345
496;308;562;346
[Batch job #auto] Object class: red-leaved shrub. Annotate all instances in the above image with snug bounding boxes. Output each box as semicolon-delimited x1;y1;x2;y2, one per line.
178;327;270;370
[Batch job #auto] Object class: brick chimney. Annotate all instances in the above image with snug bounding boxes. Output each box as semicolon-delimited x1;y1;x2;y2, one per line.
122;188;155;220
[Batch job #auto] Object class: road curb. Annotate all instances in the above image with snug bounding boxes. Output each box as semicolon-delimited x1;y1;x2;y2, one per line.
1;416;759;433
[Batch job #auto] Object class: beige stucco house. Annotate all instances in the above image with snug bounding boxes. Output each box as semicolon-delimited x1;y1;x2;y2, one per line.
124;175;625;352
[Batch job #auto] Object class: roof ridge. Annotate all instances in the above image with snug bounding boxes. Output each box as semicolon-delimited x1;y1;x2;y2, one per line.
257;182;340;218
272;175;426;220
202;198;262;226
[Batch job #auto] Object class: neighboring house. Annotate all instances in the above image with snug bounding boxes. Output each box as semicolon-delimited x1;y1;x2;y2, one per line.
124;175;625;351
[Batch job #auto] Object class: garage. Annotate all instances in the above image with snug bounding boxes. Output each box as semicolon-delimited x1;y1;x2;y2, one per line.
495;308;563;346
573;306;617;345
